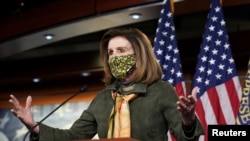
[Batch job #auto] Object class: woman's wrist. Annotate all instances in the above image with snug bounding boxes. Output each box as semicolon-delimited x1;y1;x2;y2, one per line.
182;116;196;137
183;115;196;127
27;121;40;134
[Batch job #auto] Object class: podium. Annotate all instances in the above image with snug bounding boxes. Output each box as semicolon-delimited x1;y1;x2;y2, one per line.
74;138;139;141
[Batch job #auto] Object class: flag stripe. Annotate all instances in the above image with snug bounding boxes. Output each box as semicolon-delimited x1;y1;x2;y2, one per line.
174;82;186;96
207;87;227;124
167;131;176;141
216;82;236;124
201;92;217;125
196;99;207;130
224;77;241;118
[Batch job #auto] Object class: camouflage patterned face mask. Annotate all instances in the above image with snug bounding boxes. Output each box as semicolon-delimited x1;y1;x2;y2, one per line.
108;54;136;80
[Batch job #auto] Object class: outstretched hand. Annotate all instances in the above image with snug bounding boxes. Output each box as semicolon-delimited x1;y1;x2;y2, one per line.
9;94;39;133
177;87;198;126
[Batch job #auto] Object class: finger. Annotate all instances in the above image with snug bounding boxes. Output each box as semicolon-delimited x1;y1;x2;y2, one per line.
9;94;16;102
191;87;198;98
177;100;187;110
179;95;191;106
177;104;188;114
177;104;185;112
9;95;21;109
10;94;20;104
188;87;198;103
179;95;189;102
25;95;32;109
10;108;19;117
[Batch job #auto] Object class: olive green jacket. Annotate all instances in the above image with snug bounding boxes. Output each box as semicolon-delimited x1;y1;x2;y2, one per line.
34;80;204;141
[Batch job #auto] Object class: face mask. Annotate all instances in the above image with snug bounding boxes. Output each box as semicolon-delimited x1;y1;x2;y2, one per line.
108;54;136;80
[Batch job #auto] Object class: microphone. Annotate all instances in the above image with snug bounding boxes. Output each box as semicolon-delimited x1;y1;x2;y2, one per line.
22;85;88;141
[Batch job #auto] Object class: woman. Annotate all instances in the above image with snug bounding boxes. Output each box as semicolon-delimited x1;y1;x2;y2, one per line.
9;28;204;141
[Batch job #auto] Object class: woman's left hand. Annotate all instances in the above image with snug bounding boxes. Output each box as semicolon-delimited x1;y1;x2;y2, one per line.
177;87;198;126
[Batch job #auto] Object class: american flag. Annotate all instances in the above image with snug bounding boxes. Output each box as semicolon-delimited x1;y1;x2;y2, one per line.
191;0;242;141
153;0;186;97
236;59;250;125
153;0;185;140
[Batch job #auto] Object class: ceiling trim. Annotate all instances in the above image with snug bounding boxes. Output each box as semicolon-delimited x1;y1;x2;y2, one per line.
0;1;164;59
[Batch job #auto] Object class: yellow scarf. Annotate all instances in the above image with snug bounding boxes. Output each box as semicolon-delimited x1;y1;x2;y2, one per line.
107;91;137;138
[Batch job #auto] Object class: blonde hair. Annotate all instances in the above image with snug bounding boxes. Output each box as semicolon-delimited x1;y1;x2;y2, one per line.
100;28;162;86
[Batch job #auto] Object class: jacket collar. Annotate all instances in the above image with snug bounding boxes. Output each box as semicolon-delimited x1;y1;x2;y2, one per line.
106;81;147;95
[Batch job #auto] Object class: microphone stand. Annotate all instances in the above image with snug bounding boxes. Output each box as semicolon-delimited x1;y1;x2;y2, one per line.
22;85;88;141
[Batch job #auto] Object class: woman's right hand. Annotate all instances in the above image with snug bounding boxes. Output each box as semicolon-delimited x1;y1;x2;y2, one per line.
9;94;39;133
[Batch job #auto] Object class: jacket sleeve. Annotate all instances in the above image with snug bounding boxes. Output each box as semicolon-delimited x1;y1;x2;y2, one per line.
160;82;204;141
31;110;97;141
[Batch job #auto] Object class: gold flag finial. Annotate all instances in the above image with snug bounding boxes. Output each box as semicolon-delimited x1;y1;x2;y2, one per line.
169;0;174;13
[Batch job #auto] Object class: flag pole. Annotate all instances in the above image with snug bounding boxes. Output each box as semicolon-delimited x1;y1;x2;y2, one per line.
169;0;174;13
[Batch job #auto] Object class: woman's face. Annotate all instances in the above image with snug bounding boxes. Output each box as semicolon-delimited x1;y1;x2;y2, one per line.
107;36;134;58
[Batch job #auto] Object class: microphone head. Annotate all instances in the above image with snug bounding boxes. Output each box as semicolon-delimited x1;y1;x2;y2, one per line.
80;85;88;92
